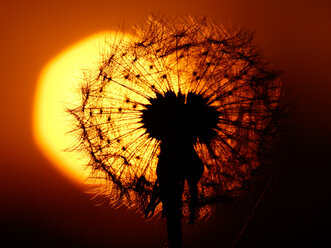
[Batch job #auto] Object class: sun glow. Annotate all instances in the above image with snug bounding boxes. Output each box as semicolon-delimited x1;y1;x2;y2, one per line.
33;32;133;183
33;17;282;224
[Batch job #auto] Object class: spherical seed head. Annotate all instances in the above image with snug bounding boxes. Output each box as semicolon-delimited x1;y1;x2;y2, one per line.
69;16;284;221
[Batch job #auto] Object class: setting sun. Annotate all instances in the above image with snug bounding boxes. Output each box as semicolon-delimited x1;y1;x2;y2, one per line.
33;32;133;184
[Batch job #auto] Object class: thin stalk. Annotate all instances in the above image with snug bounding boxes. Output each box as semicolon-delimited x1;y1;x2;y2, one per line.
166;202;183;248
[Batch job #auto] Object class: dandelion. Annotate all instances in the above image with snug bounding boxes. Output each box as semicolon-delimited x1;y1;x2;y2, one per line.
69;16;283;247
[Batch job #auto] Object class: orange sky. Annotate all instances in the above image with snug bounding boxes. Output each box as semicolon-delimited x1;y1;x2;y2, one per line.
0;1;330;247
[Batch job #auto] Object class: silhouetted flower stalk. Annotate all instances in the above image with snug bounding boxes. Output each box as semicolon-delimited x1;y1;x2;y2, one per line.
69;16;283;248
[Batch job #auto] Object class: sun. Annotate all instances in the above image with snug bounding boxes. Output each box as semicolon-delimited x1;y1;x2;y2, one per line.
33;32;133;184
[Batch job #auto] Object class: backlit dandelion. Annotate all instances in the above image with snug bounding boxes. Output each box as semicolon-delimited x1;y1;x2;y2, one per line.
69;16;283;247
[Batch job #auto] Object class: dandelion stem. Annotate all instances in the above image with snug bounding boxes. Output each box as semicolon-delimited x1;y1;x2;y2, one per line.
166;210;183;248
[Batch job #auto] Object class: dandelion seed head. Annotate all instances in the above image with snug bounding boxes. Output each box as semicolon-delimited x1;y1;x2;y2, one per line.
69;16;283;221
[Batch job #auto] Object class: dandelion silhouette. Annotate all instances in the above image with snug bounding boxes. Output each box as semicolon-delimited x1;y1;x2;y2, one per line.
69;16;283;248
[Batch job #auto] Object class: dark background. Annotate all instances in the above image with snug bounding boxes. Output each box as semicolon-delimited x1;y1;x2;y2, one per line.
0;0;330;247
